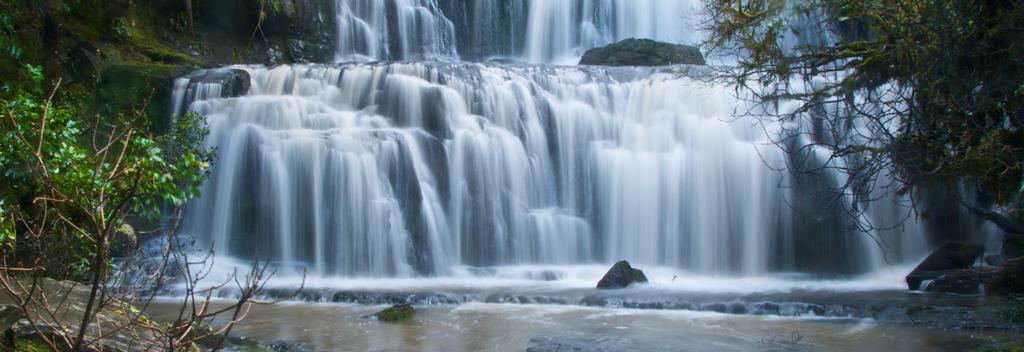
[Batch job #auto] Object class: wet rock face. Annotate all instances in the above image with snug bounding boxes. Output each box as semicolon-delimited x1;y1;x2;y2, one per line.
187;68;252;98
579;38;706;66
918;268;1002;294
906;241;985;291
597;261;649;289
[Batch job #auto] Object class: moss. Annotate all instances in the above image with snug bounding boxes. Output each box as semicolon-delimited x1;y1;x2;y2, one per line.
12;339;53;352
375;304;415;322
128;30;205;67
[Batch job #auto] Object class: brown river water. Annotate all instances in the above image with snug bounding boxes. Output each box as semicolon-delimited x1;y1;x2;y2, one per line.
147;299;1008;352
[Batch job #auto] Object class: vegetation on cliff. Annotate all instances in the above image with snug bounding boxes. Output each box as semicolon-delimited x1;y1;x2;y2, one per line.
0;1;311;350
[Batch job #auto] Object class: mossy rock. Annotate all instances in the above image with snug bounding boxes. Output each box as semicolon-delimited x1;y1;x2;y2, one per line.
374;304;415;322
579;38;706;67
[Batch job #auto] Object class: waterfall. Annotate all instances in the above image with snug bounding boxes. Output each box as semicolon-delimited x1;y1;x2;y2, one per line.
334;0;704;63
334;0;459;61
173;1;929;279
520;0;701;63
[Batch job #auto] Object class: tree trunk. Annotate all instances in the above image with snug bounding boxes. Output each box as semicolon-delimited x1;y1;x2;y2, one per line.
41;0;63;88
184;0;194;33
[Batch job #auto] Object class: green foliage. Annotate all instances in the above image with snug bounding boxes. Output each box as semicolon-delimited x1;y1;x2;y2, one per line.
0;12;20;60
14;338;53;352
703;0;1024;230
268;0;283;14
112;17;135;43
0;64;212;278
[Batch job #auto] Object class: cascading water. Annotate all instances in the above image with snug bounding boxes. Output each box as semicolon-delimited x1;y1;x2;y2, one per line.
335;0;458;61
174;0;929;279
333;0;705;63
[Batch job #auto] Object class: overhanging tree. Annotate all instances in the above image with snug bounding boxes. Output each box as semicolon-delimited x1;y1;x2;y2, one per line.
702;0;1023;241
0;64;296;351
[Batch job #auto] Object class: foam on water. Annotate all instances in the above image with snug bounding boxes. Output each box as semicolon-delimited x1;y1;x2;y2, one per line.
178;253;916;295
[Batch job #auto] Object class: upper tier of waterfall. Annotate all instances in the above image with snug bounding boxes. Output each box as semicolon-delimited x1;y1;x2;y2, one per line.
334;0;704;64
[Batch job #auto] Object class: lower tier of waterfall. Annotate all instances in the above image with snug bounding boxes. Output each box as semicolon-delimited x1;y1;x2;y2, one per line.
174;62;926;278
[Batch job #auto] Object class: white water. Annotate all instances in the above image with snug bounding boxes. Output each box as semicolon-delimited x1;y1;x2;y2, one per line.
521;0;702;63
176;63;923;279
187;255;917;295
172;1;931;281
332;0;703;63
334;0;458;61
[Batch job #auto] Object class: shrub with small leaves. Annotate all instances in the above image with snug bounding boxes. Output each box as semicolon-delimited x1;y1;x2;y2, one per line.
113;17;134;43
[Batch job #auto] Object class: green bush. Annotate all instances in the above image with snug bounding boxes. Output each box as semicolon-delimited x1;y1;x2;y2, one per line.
113;17;134;43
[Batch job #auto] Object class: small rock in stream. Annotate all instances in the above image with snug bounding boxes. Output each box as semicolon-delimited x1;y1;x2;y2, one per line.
373;304;415;322
597;260;649;289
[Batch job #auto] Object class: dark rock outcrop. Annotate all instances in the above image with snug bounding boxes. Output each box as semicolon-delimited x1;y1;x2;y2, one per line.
988;258;1024;294
187;68;252;98
917;267;1002;294
579;38;705;67
374;304;415;322
596;260;649;289
906;242;985;290
1004;233;1024;259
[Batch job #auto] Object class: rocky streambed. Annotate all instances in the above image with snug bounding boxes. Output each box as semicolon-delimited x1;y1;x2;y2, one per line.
140;263;1024;351
145;297;1020;352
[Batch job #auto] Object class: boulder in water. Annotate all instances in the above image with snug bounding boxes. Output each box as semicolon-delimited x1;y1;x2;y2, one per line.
579;38;705;66
906;241;984;290
596;260;649;289
374;304;415;322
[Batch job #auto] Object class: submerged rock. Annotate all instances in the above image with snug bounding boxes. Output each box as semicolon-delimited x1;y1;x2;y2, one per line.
597;261;649;289
579;38;705;66
906;241;985;291
374;304;415;322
